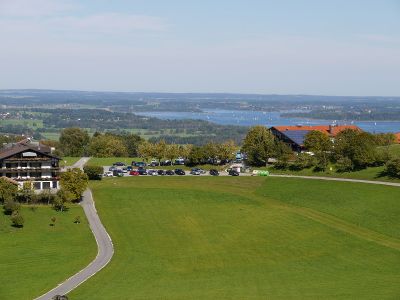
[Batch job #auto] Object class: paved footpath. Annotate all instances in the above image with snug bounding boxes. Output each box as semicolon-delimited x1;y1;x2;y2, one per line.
35;158;114;300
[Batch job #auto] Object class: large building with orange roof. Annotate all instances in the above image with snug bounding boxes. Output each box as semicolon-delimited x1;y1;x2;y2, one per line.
395;132;400;144
270;124;361;151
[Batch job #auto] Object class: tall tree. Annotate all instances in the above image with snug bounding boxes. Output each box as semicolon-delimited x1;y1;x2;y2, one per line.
60;168;89;201
59;128;90;156
0;178;18;204
304;131;333;170
88;134;128;157
217;140;237;162
241;126;277;166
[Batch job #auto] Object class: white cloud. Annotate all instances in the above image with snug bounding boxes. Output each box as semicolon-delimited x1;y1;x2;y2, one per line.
0;0;76;17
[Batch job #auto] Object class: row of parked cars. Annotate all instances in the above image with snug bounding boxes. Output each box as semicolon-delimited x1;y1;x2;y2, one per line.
103;167;239;177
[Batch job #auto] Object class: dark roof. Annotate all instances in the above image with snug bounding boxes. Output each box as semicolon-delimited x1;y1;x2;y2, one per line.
0;142;60;160
281;130;310;146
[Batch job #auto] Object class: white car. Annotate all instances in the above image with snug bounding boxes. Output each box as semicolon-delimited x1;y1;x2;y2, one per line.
103;171;113;177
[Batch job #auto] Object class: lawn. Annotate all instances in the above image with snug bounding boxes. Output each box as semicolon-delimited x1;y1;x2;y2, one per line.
70;177;400;299
1;119;44;129
60;156;81;167
0;205;97;300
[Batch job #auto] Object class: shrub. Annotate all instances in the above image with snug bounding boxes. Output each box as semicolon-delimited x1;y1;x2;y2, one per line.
11;211;24;228
385;159;400;178
336;156;354;172
83;165;103;180
290;153;315;171
3;200;20;215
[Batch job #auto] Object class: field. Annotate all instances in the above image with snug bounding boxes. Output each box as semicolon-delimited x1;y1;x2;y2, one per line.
1;119;44;129
0;205;96;300
60;156;81;167
70;176;400;299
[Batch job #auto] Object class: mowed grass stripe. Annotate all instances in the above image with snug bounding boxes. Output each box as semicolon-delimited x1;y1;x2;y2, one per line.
69;177;400;299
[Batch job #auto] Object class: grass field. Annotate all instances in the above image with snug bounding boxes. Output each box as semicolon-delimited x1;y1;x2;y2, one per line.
70;176;400;299
1;119;44;129
60;157;81;167
0;205;96;300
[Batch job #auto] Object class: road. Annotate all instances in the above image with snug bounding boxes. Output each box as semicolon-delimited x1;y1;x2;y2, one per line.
35;158;114;300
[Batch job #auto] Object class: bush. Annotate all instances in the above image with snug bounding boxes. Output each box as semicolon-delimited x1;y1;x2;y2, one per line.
11;211;24;228
290;153;315;171
385;159;400;178
83;165;103;180
336;156;354;172
3;200;20;215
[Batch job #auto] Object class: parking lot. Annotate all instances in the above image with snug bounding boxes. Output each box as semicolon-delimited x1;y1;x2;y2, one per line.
102;165;255;177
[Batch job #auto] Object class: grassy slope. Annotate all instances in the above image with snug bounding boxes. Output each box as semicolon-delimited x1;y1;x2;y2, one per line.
71;177;400;299
0;206;97;300
60;157;81;167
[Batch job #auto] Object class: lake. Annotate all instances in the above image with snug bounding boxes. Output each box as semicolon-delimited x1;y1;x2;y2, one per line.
138;109;400;133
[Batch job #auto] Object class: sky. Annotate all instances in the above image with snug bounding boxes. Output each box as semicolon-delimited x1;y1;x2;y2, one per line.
0;0;400;96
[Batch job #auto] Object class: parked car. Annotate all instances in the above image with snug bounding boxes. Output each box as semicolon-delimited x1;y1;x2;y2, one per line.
157;170;166;176
122;167;128;173
129;170;139;176
149;160;159;167
135;162;147;168
113;162;125;167
109;166;116;171
209;169;219;176
160;160;172;166
113;169;124;177
147;170;158;176
166;170;175;175
228;169;240;176
138;168;147;175
174;158;185;165
103;171;113;177
175;169;186;175
126;166;132;171
190;168;201;175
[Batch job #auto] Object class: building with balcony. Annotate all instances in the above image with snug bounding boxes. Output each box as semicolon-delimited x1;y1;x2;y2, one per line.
0;141;61;190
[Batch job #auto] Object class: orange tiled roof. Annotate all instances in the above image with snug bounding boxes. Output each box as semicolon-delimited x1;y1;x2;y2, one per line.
272;125;361;137
395;133;400;144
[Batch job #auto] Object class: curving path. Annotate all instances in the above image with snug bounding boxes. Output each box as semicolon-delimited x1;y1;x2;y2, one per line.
35;158;114;300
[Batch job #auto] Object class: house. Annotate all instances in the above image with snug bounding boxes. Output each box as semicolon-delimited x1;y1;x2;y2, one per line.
270;124;361;151
395;133;400;144
0;140;61;190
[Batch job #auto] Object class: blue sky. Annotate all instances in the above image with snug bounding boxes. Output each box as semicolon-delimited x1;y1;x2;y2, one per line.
1;0;399;95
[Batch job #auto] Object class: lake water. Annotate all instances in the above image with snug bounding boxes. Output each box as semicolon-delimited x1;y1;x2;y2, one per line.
139;109;400;133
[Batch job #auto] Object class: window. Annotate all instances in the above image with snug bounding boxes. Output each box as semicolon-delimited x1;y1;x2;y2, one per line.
42;182;51;189
20;172;28;177
6;173;12;178
30;162;41;168
33;182;41;190
20;163;28;168
52;181;58;189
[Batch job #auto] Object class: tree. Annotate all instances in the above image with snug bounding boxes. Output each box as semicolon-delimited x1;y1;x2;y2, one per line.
83;165;103;180
385;158;400;178
50;216;57;227
137;141;153;162
153;140;167;163
0;177;18;204
53;189;74;211
334;129;378;170
3;200;20;215
19;181;34;204
165;143;180;164
59;128;90;156
241;126;278;166
88;134;128;157
60;168;89;201
11;211;24;228
304;131;332;171
121;133;143;157
217;140;237;163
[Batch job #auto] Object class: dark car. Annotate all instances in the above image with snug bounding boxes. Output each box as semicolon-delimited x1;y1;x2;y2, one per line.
113;169;124;177
161;160;172;166
138;168;147;175
228;169;240;176
113;162;125;167
126;166;132;171
157;170;166;176
165;170;175;175
209;169;219;176
135;162;147;168
174;169;186;175
150;161;160;167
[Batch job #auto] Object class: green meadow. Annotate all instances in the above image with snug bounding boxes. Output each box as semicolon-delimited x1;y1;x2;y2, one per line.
69;176;400;299
0;206;96;300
